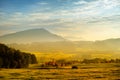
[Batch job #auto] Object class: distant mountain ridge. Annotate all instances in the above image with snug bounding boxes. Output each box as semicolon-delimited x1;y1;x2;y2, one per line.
0;28;66;43
0;28;120;55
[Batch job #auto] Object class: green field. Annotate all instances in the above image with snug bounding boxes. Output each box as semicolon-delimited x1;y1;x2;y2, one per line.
0;63;120;80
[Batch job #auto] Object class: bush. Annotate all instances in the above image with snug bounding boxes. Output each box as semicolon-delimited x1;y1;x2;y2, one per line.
72;66;78;69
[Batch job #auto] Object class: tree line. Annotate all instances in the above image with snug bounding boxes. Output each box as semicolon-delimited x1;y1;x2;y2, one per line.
0;43;37;68
81;58;120;63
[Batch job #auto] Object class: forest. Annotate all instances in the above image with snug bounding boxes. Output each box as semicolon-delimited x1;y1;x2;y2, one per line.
0;43;37;68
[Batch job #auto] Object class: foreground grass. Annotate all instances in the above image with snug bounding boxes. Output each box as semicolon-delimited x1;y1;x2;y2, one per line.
0;63;120;80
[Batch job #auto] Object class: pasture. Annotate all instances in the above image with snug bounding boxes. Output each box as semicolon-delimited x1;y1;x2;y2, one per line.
0;63;120;80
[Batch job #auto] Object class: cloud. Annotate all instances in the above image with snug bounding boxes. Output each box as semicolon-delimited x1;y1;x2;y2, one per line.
74;0;120;9
102;0;120;9
37;2;48;5
3;0;118;26
0;22;20;27
88;15;120;23
28;13;53;21
74;0;88;5
72;0;120;17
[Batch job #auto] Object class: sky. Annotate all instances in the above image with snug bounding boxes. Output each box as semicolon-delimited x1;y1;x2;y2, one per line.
0;0;120;41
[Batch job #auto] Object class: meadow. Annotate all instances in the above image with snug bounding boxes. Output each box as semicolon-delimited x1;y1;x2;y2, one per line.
0;63;120;80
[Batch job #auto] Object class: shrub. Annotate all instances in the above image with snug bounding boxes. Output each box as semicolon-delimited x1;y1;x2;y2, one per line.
72;66;78;69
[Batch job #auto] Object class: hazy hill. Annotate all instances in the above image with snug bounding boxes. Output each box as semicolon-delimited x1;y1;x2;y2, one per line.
8;38;120;54
8;41;76;54
7;38;120;60
0;28;66;44
75;38;120;51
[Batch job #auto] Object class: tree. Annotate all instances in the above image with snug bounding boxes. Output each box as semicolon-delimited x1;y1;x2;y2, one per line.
0;43;38;68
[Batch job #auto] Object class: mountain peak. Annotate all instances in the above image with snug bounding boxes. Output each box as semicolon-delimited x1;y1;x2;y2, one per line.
27;28;48;31
0;28;66;44
18;28;50;34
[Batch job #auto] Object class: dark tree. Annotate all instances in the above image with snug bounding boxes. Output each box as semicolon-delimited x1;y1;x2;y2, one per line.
0;43;37;68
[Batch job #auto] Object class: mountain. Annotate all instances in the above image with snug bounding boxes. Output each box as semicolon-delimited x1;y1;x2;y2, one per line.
0;28;66;43
75;38;120;51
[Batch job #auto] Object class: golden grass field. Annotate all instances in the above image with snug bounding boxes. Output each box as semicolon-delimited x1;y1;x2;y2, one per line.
0;63;120;80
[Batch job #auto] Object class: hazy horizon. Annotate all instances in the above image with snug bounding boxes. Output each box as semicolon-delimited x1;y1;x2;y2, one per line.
0;0;120;41
0;28;120;42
